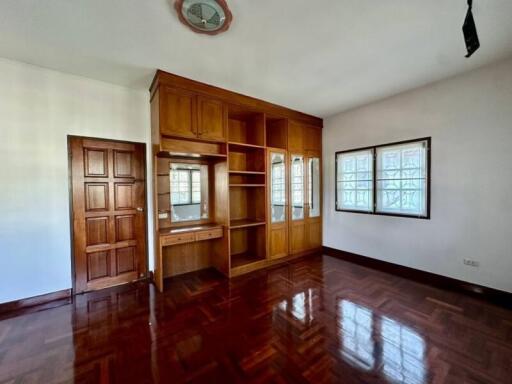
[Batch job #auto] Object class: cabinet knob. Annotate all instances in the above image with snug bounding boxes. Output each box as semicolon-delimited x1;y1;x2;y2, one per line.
136;207;144;212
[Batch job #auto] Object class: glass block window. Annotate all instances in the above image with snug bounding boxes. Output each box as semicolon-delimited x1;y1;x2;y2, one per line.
336;149;374;212
376;140;428;217
335;138;430;219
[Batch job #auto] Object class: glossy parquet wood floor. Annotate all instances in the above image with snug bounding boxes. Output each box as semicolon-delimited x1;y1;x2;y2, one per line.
1;254;511;384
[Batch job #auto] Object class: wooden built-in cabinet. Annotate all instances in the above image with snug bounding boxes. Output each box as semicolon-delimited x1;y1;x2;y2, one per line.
197;96;227;142
150;70;322;290
159;86;197;139
152;86;227;149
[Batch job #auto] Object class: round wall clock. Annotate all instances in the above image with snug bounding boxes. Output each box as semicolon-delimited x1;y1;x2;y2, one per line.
174;0;232;35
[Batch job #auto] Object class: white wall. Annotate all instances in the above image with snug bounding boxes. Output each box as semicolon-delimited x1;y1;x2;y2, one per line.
323;57;512;293
0;58;153;304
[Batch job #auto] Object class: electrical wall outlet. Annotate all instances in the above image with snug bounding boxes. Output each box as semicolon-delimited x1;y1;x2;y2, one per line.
463;259;479;267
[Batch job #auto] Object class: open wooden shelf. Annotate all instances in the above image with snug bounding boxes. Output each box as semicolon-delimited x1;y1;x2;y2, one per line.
228;108;265;147
228;145;265;173
231;252;265;268
229;186;266;225
266;117;288;150
229;224;266;270
229;170;266;175
229;184;265;187
230;219;266;229
229;172;265;186
228;142;265;150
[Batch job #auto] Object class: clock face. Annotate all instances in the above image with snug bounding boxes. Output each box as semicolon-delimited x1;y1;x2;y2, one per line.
181;0;227;32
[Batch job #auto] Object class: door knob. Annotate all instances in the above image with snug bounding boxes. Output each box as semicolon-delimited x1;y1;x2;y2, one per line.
136;207;144;212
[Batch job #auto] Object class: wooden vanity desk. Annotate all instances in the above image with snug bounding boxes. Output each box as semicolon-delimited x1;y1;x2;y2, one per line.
154;223;227;291
160;224;223;246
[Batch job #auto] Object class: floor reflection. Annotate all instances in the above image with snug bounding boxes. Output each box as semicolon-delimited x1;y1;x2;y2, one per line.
277;288;315;324
338;300;426;384
339;300;375;371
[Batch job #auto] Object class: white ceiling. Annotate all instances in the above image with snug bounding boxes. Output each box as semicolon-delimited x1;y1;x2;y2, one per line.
0;0;511;117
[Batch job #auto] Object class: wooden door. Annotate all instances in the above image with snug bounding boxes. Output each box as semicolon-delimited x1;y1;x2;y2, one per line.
160;86;197;139
268;149;288;259
69;137;147;293
289;153;307;254
197;96;227;142
305;153;322;250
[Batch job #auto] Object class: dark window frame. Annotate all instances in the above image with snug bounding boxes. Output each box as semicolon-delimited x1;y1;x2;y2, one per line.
335;137;431;219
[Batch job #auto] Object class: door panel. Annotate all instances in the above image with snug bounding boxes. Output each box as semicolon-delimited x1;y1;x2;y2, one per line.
84;148;108;177
305;154;322;251
307;219;322;249
86;217;109;246
290;221;306;253
289;154;307;254
70;137;147;293
268;150;288;259
197;96;226;142
87;251;109;281
85;183;108;211
160;86;197;139
305;126;322;152
288;121;304;153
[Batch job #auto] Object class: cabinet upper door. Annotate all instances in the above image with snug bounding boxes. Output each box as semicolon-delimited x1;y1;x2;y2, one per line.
160;86;197;139
288;121;304;153
197;96;227;142
305;126;322;152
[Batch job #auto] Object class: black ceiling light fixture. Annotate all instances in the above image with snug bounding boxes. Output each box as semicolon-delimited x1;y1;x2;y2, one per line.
463;0;480;58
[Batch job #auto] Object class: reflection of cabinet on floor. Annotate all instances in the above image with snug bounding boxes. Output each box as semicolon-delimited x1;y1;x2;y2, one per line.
150;70;323;291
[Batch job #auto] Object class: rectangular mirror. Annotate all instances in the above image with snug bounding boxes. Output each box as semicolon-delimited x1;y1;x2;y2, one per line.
170;162;209;222
271;152;286;223
308;157;320;218
291;155;304;221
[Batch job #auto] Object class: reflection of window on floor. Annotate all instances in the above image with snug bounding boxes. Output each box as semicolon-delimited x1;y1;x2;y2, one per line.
338;300;426;383
276;289;314;324
339;300;375;371
381;317;425;384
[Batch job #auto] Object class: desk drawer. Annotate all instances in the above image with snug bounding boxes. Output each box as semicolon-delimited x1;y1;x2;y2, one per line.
161;232;195;246
195;228;223;242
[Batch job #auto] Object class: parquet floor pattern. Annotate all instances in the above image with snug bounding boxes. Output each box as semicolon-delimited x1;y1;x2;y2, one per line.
0;254;511;383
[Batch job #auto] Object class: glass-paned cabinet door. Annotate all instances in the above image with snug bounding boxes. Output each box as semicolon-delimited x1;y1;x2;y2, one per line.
271;152;286;223
308;157;320;218
290;155;304;220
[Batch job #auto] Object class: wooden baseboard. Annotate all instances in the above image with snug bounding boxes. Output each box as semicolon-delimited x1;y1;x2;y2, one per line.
323;246;512;310
0;289;72;316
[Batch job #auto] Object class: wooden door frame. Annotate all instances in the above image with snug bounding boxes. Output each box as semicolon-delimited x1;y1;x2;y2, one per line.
67;135;149;295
